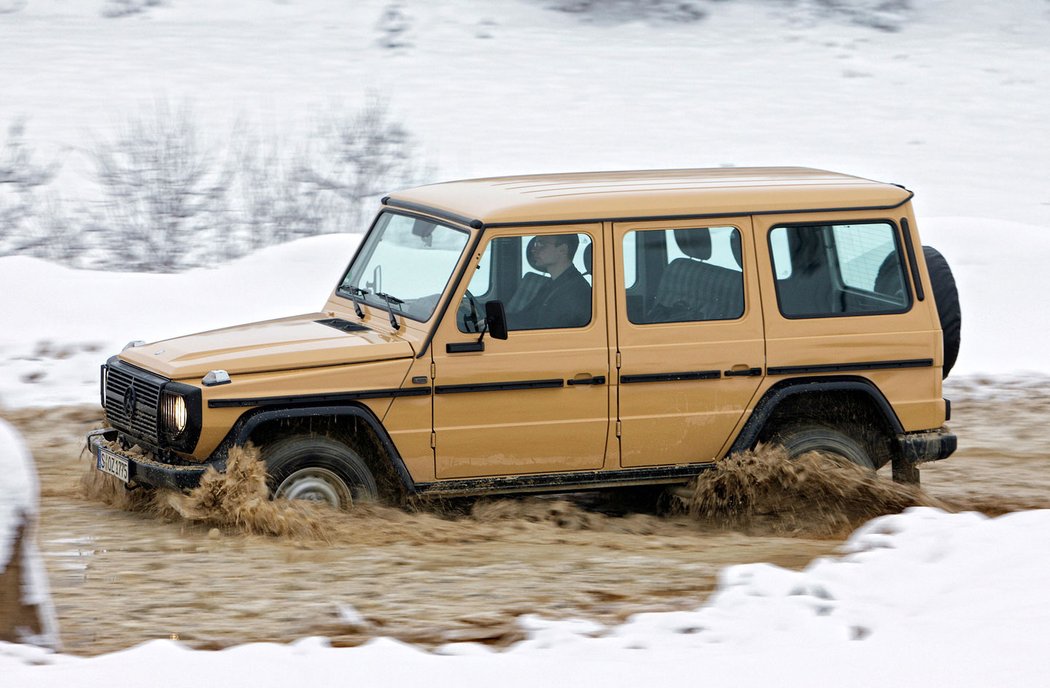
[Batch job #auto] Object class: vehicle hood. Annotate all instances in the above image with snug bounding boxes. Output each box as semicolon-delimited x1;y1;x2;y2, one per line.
119;313;415;380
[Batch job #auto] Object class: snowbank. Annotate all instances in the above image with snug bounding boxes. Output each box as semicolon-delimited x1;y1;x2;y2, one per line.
0;234;360;408
2;508;1047;686
0;419;58;649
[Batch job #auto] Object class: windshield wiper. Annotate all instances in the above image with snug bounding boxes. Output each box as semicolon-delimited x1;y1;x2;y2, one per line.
342;286;369;319
374;292;404;330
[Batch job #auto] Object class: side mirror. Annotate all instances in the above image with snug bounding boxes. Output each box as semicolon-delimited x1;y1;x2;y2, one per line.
484;300;509;340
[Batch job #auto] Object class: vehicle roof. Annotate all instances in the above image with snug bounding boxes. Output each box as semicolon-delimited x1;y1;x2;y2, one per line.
384;167;912;228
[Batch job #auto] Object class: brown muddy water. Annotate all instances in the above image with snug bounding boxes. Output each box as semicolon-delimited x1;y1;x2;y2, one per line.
4;376;1048;656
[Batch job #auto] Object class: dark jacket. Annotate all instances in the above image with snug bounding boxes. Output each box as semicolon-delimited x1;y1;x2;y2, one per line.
510;266;591;330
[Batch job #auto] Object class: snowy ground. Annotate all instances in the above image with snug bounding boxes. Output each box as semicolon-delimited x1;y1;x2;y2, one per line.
2;0;1049;682
3;504;1049;686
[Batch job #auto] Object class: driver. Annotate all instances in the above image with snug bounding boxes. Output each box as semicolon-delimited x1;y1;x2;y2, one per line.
509;234;591;330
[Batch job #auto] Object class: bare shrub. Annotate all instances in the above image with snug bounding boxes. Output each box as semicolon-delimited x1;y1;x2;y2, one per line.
541;0;912;30
782;0;913;32
88;101;232;271
0;120;60;256
298;98;425;234
540;0;708;24
228;133;328;254
2;99;424;271
101;0;165;19
0;0;26;14
376;3;414;49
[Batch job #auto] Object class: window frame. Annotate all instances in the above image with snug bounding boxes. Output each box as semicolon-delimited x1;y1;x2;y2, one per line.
767;218;914;321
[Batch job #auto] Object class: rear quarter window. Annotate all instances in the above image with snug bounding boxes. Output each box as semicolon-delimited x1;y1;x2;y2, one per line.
769;221;911;318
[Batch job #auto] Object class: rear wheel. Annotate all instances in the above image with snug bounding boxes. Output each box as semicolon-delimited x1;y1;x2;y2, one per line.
774;425;875;469
262;436;378;509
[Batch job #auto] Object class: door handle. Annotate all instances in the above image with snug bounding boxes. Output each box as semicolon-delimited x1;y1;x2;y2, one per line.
724;366;762;377
567;374;606;386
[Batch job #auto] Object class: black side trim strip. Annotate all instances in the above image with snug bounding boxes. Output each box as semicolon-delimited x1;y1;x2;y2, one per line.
567;376;607;386
724;367;763;377
766;359;933;377
481;193;914;229
415;462;717;497
620;370;721;384
434;378;564;395
209;387;431;409
900;217;926;301
383;197;483;229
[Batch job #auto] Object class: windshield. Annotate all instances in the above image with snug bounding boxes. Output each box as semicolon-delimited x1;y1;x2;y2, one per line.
338;212;471;323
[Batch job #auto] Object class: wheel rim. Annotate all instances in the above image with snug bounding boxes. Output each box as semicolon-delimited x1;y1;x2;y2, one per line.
275;467;352;508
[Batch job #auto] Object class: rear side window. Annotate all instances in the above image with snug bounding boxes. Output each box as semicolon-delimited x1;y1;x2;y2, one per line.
769;222;910;318
623;226;744;324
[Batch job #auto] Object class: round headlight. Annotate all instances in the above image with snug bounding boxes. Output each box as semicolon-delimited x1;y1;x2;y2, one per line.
164;393;188;435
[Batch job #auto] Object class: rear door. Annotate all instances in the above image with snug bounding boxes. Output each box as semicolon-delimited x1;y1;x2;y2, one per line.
612;218;765;466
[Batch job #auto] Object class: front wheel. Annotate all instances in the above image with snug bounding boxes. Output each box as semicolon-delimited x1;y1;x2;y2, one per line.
263;436;378;509
774;425;875;469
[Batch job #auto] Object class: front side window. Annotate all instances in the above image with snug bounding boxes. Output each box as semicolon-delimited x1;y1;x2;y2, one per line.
338;212;470;323
769;222;910;318
458;232;593;332
623;226;744;324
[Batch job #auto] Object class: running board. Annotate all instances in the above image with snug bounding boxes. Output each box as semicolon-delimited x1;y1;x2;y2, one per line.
413;463;718;498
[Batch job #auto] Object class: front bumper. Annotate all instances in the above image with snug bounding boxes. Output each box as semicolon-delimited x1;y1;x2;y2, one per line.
87;428;221;491
896;427;957;464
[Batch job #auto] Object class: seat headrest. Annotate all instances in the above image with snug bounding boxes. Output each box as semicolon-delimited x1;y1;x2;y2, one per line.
582;242;592;275
525;236;545;272
674;228;712;261
730;231;742;268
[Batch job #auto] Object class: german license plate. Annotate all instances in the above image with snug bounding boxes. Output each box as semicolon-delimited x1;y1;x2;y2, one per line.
97;446;130;483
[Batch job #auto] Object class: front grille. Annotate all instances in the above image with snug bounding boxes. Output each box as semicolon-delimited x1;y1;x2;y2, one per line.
104;361;167;446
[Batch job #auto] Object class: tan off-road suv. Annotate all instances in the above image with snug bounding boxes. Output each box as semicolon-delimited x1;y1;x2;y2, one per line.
88;168;960;508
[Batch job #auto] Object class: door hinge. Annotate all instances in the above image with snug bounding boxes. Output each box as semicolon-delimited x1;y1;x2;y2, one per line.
615;420;622;437
430;431;436;449
615;351;622;368
430;361;436;379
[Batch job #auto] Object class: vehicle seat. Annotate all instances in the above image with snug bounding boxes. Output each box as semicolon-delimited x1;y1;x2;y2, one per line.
777;228;837;316
649;229;744;323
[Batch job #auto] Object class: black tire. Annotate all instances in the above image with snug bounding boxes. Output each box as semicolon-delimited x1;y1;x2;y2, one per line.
922;245;961;379
775;424;875;469
262;436;378;509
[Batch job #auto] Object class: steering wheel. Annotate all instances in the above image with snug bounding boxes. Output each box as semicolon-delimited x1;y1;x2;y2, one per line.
460;289;481;332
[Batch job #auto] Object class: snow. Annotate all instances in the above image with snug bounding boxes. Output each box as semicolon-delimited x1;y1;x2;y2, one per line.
3;507;1049;685
0;233;361;407
0;419;59;649
2;0;1049;680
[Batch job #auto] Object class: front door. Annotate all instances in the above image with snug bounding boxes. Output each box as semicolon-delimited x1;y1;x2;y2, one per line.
432;226;613;479
612;218;765;466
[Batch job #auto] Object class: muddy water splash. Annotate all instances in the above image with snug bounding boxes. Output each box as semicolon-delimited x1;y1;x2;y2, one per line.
81;441;946;541
683;445;945;538
157;445;332;540
81;444;331;539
